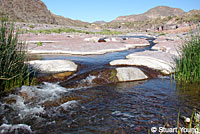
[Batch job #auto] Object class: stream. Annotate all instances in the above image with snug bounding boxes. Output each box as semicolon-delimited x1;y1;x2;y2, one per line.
0;37;200;134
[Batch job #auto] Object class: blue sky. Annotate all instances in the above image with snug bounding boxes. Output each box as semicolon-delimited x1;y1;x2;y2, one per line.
41;0;200;23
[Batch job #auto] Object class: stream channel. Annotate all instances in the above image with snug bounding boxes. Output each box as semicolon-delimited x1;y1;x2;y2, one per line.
0;36;200;134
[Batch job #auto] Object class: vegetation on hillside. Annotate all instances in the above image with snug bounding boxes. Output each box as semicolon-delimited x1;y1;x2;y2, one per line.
104;14;200;30
22;28;123;35
0;17;32;94
176;27;200;83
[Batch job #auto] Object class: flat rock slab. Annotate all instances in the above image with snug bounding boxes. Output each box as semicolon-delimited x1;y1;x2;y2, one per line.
153;37;168;43
152;39;183;56
116;67;148;82
110;51;176;75
123;38;150;45
28;60;78;73
20;34;150;55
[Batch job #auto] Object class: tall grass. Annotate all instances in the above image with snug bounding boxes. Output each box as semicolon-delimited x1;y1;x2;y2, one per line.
176;27;200;83
0;17;31;94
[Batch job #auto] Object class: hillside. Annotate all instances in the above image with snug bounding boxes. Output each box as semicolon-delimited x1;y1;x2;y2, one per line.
0;0;88;26
103;6;200;31
114;6;185;22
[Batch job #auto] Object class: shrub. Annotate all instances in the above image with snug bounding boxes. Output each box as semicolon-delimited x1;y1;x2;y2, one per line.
0;17;31;93
176;27;200;83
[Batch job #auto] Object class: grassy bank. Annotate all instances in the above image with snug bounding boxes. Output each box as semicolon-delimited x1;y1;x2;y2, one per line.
20;27;123;35
0;18;32;94
176;27;200;83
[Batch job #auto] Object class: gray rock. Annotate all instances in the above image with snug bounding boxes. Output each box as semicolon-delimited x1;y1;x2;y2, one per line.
116;67;148;82
84;37;99;43
110;51;176;75
28;60;78;73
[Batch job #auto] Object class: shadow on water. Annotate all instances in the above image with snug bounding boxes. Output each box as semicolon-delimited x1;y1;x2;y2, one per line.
175;83;200;112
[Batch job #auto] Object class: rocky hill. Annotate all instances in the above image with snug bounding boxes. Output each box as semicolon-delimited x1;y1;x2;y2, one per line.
0;0;88;26
104;6;200;31
114;6;185;22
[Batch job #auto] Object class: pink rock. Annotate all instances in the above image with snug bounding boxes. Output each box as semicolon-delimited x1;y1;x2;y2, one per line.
20;34;150;55
153;38;167;43
123;38;149;45
152;39;183;56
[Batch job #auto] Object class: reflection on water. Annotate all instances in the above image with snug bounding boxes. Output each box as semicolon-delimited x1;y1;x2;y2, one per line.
175;83;200;111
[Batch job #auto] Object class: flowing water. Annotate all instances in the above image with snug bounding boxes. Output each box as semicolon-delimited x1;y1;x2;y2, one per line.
0;37;200;134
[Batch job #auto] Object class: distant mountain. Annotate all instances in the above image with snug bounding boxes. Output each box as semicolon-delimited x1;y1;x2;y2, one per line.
0;0;88;26
93;21;107;24
113;6;185;22
185;9;200;16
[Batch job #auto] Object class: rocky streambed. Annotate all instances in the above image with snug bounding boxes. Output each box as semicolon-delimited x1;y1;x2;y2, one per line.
0;34;199;134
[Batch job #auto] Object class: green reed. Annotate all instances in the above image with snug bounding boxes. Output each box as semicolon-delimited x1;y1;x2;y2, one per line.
0;17;31;94
176;27;200;83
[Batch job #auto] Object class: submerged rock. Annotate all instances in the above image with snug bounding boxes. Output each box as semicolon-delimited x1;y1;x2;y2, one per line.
116;67;148;82
60;69;119;88
36;71;74;83
0;124;32;134
60;67;148;89
28;60;78;73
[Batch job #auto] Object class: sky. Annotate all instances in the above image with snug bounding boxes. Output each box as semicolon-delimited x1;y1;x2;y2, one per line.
41;0;200;23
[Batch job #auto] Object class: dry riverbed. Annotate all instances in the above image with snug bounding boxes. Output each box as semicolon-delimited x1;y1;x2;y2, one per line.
21;31;188;80
20;33;150;55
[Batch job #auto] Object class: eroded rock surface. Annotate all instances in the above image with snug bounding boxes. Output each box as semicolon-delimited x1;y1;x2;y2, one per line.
110;51;176;75
28;60;78;73
116;67;148;82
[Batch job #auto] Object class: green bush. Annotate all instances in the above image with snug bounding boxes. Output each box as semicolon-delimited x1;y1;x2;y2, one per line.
176;27;200;83
0;17;31;93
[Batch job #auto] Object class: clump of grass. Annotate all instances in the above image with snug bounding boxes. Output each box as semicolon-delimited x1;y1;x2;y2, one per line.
96;29;123;35
159;33;167;36
176;27;200;83
0;17;32;94
109;69;117;82
29;25;35;29
37;42;43;46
